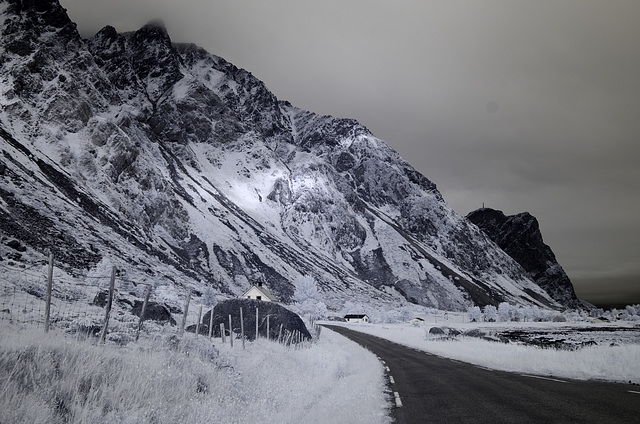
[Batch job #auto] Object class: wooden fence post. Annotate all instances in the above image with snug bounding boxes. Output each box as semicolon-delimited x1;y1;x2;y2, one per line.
209;308;215;340
44;252;53;333
229;314;233;348
240;307;245;349
220;323;226;343
255;307;259;341
100;266;116;343
135;284;151;342
180;290;191;337
195;305;202;337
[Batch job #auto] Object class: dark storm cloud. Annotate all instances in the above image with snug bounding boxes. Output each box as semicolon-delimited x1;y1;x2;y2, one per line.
60;0;640;306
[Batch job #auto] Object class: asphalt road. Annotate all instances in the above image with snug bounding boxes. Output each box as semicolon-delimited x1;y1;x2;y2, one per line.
324;325;640;424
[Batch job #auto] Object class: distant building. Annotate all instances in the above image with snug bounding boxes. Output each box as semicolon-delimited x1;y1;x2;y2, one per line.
344;314;369;323
240;283;278;302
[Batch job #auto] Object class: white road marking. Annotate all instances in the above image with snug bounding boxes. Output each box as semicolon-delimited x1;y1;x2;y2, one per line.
394;391;403;408
628;390;640;395
520;374;568;384
385;366;391;372
389;375;396;384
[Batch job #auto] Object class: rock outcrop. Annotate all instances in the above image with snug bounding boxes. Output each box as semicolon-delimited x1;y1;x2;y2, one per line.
467;208;581;309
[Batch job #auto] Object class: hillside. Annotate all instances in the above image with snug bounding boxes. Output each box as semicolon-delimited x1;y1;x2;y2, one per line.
0;0;567;313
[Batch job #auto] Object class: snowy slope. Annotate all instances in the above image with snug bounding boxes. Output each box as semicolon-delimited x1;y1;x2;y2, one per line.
0;0;565;312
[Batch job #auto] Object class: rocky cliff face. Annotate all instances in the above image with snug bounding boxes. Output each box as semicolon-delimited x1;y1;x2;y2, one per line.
466;208;581;309
0;0;565;312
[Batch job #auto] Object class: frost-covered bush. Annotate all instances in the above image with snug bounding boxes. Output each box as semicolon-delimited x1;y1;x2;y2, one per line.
201;286;217;307
400;308;413;323
511;307;523;322
292;276;328;320
602;309;622;321
467;306;482;322
494;303;555;322
484;305;498;322
497;302;512;322
521;305;542;322
617;304;640;321
563;309;582;322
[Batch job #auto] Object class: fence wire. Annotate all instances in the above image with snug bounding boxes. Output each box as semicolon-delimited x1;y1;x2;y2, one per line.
0;264;109;332
1;263;314;348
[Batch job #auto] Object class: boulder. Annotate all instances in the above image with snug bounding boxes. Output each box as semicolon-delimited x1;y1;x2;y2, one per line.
6;239;26;252
131;300;176;325
186;323;210;336
91;290;108;307
462;328;485;338
91;291;176;326
428;327;446;335
429;326;461;336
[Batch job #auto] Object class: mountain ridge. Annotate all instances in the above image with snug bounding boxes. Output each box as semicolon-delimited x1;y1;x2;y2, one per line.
0;0;572;312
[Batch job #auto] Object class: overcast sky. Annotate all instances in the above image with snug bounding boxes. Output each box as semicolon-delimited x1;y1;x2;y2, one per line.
59;0;640;307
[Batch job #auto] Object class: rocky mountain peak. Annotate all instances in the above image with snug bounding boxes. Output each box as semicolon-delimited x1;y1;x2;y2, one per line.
5;0;72;28
1;0;113;132
129;20;173;55
467;208;581;308
2;0;79;52
139;19;168;34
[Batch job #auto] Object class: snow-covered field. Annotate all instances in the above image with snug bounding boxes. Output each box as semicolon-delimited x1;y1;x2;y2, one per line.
331;320;640;385
0;322;391;424
2;259;639;423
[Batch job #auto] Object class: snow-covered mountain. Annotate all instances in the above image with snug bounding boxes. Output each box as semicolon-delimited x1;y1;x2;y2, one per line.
0;0;568;312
